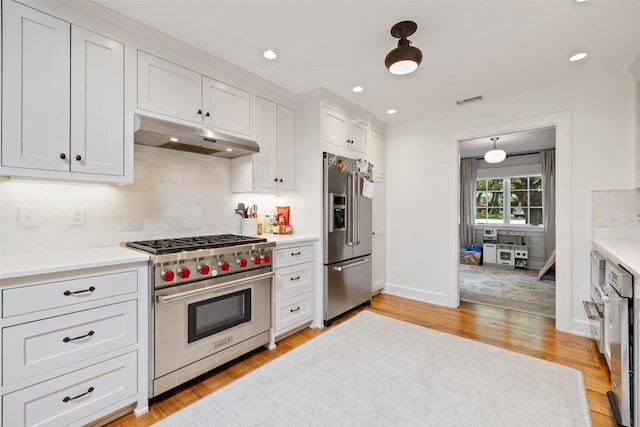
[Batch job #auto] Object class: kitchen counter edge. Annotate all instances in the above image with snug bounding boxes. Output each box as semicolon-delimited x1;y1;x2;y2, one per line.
266;235;319;246
0;246;150;281
592;238;640;276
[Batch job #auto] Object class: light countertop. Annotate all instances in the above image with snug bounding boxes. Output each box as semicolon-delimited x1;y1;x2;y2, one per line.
592;238;640;276
0;246;150;281
265;234;319;245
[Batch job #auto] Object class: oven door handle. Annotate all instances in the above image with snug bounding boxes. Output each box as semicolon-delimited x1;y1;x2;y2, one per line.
155;272;273;304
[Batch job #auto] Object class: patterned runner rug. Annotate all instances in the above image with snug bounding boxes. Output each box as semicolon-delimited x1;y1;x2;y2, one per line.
153;311;589;426
459;264;556;318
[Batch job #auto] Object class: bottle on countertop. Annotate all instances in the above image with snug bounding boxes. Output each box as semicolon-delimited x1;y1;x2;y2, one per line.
278;215;285;235
263;215;270;234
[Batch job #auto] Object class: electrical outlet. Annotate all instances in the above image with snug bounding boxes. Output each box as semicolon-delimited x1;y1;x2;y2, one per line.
68;207;85;225
18;206;38;227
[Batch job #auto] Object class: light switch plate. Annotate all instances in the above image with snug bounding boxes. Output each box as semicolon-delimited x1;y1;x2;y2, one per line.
18;206;38;227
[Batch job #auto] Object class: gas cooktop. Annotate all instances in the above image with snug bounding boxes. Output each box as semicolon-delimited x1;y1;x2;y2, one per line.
126;234;267;255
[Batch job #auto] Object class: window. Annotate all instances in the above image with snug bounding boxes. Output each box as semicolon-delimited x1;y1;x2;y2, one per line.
476;175;542;225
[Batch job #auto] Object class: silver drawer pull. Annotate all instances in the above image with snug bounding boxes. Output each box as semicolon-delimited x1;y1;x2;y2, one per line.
63;330;95;343
291;251;301;256
63;386;95;402
290;306;301;313
290;276;301;281
63;286;96;296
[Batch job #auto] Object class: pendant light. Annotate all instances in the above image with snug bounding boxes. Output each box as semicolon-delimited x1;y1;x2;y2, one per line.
385;21;423;75
484;137;507;163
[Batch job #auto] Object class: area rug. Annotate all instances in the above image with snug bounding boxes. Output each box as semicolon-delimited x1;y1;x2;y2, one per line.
153;311;590;426
459;264;556;318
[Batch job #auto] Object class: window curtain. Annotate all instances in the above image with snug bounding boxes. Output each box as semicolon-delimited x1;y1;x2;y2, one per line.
541;148;556;257
459;158;477;247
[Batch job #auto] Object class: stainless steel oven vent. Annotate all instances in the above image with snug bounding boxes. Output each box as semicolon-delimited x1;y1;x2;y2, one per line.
456;95;484;106
134;113;259;159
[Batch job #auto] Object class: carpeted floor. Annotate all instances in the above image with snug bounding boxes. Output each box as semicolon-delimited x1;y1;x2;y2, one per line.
152;311;589;426
459;264;556;318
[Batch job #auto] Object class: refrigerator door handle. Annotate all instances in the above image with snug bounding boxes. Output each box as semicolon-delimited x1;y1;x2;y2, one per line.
333;258;371;272
346;171;354;246
353;173;360;245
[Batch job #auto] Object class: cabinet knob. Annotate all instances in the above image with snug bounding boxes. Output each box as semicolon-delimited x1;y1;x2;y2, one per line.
59;153;67;160
75;155;82;161
205;112;210;117
274;178;278;182
279;179;283;183
197;109;202;115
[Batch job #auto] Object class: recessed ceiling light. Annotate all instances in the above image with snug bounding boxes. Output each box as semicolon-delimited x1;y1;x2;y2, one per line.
169;137;179;142
263;49;277;60
575;0;588;3
569;52;587;62
387;109;397;115
352;86;363;93
226;148;233;152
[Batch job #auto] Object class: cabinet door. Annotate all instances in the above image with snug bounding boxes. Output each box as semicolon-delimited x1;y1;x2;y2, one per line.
321;106;349;149
202;76;251;136
137;51;202;123
255;97;278;190
372;175;385;292
1;1;70;171
71;26;124;176
349;118;369;155
277;104;296;190
371;130;385;175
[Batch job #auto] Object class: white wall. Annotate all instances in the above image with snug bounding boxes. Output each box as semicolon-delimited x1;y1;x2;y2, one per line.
385;71;634;335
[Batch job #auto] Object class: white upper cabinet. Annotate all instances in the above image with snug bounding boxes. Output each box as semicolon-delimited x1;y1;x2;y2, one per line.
203;77;251;136
71;26;124;176
138;51;251;136
2;1;71;172
370;129;385;175
321;105;368;155
1;1;125;180
137;51;202;124
231;97;296;192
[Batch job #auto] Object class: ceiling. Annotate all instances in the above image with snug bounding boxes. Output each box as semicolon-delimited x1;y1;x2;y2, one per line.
459;127;555;159
92;0;640;127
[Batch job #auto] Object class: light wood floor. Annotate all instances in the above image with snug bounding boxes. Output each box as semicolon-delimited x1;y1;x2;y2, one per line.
107;294;614;427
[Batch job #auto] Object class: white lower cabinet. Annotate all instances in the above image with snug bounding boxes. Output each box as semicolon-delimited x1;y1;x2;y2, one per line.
3;352;137;427
273;242;315;339
0;260;148;426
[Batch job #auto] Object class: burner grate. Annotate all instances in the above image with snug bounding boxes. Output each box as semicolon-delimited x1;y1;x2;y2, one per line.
126;234;267;254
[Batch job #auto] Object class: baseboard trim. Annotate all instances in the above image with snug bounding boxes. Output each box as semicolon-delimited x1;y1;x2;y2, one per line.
383;283;451;307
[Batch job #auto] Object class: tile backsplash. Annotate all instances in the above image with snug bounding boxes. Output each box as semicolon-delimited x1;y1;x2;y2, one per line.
0;145;274;255
592;189;640;239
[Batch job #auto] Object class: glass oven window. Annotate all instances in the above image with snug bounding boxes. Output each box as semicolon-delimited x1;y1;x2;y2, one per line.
187;289;251;343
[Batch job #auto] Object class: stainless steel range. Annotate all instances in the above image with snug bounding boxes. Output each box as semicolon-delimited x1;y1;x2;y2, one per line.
126;234;275;397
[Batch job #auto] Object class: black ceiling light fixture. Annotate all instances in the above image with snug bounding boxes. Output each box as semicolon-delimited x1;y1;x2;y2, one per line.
385;20;422;75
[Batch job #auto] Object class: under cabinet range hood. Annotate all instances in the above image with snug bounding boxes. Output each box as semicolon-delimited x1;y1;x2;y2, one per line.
133;114;259;159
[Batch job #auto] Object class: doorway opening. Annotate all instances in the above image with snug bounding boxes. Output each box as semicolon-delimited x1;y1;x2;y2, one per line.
448;111;571;332
458;127;556;318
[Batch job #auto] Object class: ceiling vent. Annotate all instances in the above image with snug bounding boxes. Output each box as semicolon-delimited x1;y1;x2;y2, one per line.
456;95;484;106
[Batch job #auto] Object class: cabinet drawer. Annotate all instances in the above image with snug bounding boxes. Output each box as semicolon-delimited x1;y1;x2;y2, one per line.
274;292;313;333
3;300;137;386
2;270;138;317
274;244;314;268
3;351;137;427
275;261;313;299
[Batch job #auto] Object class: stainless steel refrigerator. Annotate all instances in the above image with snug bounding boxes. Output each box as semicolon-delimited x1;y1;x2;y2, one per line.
323;151;373;326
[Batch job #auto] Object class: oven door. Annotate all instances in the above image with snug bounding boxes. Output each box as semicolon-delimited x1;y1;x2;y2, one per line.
153;271;272;379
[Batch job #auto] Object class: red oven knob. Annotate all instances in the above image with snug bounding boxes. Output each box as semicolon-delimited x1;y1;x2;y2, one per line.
219;261;230;271
261;254;271;263
238;258;248;268
253;255;261;265
161;270;175;282
198;264;210;275
177;267;191;279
